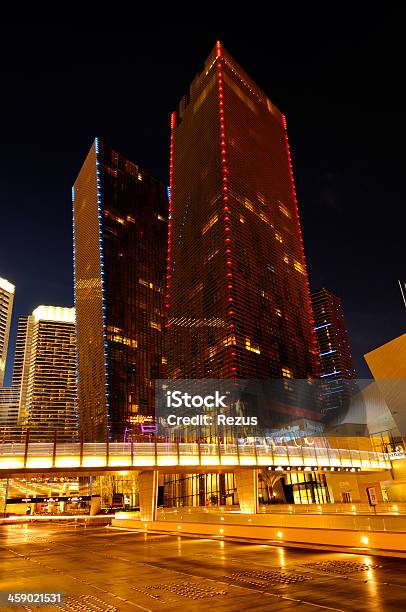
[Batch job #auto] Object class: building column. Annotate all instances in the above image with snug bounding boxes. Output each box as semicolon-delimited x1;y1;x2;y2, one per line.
138;470;158;521
235;469;258;514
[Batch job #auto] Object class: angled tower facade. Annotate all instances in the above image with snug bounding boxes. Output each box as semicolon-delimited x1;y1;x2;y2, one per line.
0;276;15;387
73;139;168;441
167;42;318;384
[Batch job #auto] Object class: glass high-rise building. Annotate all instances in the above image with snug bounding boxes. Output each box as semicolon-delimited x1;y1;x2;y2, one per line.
11;316;29;392
167;42;318;383
73;139;168;442
18;306;77;441
0;276;15;387
311;287;356;415
312;288;356;380
0;387;19;427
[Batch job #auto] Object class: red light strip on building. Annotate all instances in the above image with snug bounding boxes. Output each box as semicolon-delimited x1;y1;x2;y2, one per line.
282;114;320;371
165;112;176;328
217;41;237;376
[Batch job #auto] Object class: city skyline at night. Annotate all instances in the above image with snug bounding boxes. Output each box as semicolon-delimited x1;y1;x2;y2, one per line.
1;21;405;383
3;20;406;608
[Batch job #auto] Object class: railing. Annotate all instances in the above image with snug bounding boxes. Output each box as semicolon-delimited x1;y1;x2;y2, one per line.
0;439;392;472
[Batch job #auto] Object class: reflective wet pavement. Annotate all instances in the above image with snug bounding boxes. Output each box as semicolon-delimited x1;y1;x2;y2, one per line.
1;523;406;611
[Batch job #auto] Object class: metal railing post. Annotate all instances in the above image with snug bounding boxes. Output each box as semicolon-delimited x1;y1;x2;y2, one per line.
106;430;110;467
52;429;57;468
24;429;30;468
80;431;84;467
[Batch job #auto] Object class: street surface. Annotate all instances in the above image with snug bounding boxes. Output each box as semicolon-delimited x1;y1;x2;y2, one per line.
1;523;406;611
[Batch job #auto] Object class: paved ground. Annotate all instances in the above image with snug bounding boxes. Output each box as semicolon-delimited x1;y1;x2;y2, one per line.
1;523;406;611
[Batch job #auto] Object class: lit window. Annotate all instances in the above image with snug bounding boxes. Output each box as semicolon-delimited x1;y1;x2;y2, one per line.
239;216;245;223
275;308;282;317
283;255;289;264
205;249;219;263
282;367;293;379
157;214;166;222
275;231;283;243
202;214;218;235
294;260;305;274
150;322;161;331
245;338;260;354
137;173;143;181
259;212;271;225
278;202;291;218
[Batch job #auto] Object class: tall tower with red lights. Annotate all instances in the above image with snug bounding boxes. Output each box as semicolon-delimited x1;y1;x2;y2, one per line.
166;42;318;382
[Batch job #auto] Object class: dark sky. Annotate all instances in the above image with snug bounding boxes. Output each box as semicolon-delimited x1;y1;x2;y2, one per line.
1;16;405;383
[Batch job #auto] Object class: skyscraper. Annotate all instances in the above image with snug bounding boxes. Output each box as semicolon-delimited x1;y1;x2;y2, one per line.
0;276;15;387
11;316;29;392
73;139;168;442
0;387;19;427
167;42;318;386
311;288;356;415
18;306;77;441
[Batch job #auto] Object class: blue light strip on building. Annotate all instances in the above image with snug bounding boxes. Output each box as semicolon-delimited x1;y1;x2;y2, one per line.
314;323;332;331
319;349;337;356
320;370;341;378
95;137;111;432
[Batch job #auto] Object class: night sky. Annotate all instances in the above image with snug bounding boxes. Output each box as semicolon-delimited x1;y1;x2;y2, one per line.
1;16;405;383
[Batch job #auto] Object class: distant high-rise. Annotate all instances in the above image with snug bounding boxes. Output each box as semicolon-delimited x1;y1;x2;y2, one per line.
311;288;356;414
0;276;15;387
18;306;77;440
0;387;19;427
11;316;29;392
73;139;168;442
167;42;318;388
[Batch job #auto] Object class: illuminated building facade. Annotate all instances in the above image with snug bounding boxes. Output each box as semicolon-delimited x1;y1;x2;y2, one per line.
311;288;356;415
365;333;406;437
73;139;167;442
0;386;19;426
167;42;318;389
0;276;15;387
11;316;29;393
18;306;77;441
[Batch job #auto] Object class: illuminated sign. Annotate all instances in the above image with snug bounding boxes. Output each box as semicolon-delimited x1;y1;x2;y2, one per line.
6;495;91;504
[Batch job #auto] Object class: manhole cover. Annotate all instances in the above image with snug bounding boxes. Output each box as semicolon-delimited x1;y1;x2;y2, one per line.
54;594;118;611
302;560;382;575
226;569;311;586
145;581;227;599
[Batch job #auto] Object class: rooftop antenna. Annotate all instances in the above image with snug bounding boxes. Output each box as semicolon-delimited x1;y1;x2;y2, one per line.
398;280;406;309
